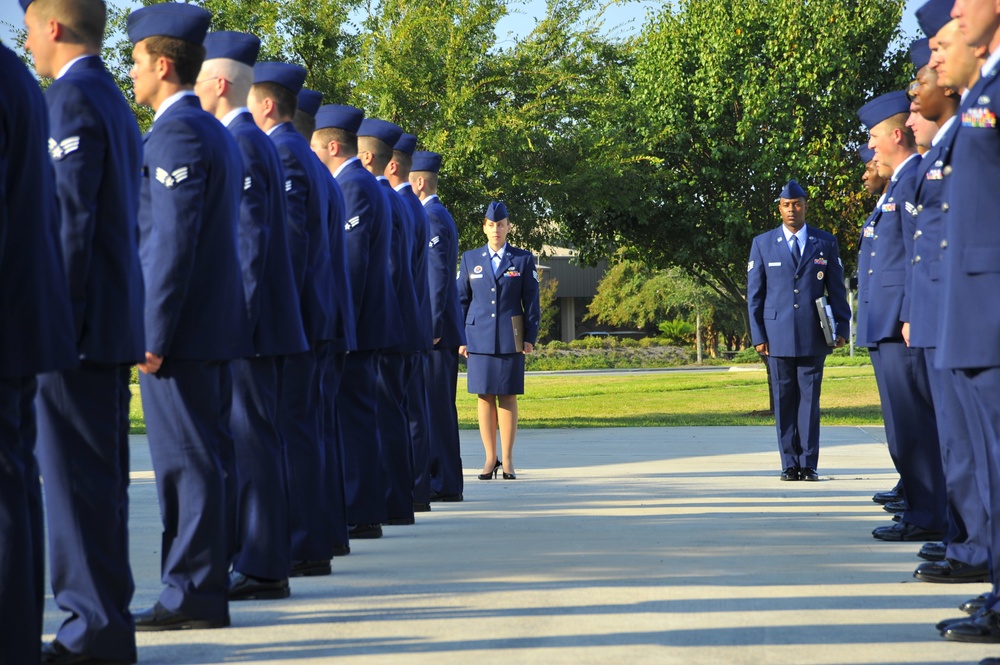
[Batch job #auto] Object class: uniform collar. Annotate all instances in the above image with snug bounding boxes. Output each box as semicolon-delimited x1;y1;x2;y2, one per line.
56;54;97;80
334;156;360;178
265;121;290;136
421;193;439;207
932;116;957;146
154;90;197;122
891;153;920;182
982;46;1000;78
221;107;249;128
781;224;807;244
394;182;412;193
489;243;509;258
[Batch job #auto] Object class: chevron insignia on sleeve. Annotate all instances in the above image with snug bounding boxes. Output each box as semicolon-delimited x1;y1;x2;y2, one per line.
154;166;189;189
905;202;917;216
48;136;80;161
344;216;360;231
285;179;293;192
429;235;440;247
244;177;252;191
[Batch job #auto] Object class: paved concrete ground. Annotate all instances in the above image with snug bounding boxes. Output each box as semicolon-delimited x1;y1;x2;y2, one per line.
42;427;999;664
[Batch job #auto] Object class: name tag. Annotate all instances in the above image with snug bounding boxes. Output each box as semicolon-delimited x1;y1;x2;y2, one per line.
768;262;781;267
470;274;484;280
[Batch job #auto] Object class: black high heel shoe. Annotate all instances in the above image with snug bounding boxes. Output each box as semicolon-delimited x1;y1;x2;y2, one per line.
502;470;516;480
478;459;501;480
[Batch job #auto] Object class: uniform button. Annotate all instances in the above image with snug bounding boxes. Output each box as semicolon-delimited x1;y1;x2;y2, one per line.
914;230;922;239
944;165;953;176
491;313;496;318
871;251;875;257
942;202;950;212
941;239;948;249
491;300;495;305
491;288;495;292
793;289;800;294
868;269;874;275
793;304;799;309
914;255;922;263
874;235;878;239
917;205;924;213
794;274;799;279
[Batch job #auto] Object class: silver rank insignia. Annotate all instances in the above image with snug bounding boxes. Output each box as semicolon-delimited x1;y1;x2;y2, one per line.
533;269;539;282
155;166;189;189
48;136;80;161
979;95;991;106
344;216;360;231
243;177;252;191
429;235;440;247
905;202;917;216
285;179;293;192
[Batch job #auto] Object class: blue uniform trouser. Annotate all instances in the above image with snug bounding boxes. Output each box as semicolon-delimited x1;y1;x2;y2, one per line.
319;345;348;550
426;346;463;497
925;349;988;567
408;352;432;506
0;377;42;665
872;341;946;531
869;345;903;479
378;353;415;522
35;364;136;661
139;359;230;621
279;349;331;561
952;367;1000;610
230;356;289;580
338;350;386;525
767;355;824;471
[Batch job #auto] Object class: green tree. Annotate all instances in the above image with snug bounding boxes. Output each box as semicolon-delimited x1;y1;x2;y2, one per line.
560;0;910;318
537;274;559;342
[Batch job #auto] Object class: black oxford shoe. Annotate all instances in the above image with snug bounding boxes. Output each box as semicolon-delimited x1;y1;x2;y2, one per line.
41;640;134;665
800;468;819;481
291;559;332;577
882;500;908;513
962;594;991;615
914;559;989;583
413;502;432;513
872;489;903;504
349;523;383;539
918;541;946;561
429;491;463;502
780;468;800;481
943;609;1000;643
872;521;944;542
133;602;229;631
229;572;290;601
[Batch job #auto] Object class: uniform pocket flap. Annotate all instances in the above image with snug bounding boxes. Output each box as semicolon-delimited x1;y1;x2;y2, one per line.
763;308;777;320
963;247;1000;274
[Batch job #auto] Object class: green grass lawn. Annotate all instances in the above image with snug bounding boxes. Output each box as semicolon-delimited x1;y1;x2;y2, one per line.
128;365;881;434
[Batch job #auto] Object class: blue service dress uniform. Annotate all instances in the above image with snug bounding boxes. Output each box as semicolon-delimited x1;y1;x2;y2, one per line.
858;154;946;533
458;245;541;395
422;194;467;498
747;225;850;471
398;182;434;507
0;43;77;665
226;110;309;583
378;177;421;522
935;53;1000;619
904;117;987;569
335;157;404;526
33;54;144;662
267;121;339;563
137;92;252;622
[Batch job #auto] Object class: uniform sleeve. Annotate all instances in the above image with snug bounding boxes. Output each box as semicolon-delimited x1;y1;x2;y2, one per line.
746;238;768;346
457;251;472;322
824;236;851;340
898;184;919;324
426;209;451;339
275;141;309;294
46;83;106;340
522;253;541;344
339;176;374;313
233;131;270;332
142;119;207;356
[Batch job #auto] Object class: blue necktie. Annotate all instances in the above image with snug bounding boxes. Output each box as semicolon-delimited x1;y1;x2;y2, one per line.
492;252;502;275
789;237;800;265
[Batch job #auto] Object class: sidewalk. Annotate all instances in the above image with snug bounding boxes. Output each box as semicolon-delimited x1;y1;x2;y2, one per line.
44;427;998;665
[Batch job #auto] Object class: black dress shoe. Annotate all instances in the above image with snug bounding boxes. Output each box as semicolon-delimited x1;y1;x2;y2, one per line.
871;521;945;542
943;609;1000;642
780;467;800;481
962;594;991;615
290;559;332;576
41;640;134;665
413;502;432;513
385;516;415;526
429;491;463;502
914;558;990;583
882;500;908;513
892;513;902;522
938;607;986;632
918;541;947;561
133;602;229;631
229;572;290;601
349;523;383;539
872;489;903;504
332;544;351;557
800;468;819;481
980;658;1000;664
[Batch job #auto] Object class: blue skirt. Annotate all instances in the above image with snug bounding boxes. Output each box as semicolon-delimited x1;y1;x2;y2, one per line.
467;353;525;395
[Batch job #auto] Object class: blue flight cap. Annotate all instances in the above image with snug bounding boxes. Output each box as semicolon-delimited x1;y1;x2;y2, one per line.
411;151;441;173
859;146;875;164
857;91;910;129
297;89;322;117
19;0;33;11
127;3;212;45
485;201;508;221
910;38;931;71
203;31;260;67
253;62;307;95
780;180;806;199
917;0;954;38
394;133;417;155
358;118;403;147
315;104;364;133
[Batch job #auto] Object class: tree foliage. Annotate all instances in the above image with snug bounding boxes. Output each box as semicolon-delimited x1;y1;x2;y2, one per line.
560;0;910;313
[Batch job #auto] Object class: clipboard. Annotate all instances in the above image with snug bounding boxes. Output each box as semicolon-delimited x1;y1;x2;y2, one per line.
815;296;837;347
511;315;525;352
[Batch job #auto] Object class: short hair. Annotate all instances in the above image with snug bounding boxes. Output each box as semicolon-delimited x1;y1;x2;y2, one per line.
32;0;106;49
881;112;916;149
411;171;438;192
391;150;412;176
144;35;205;87
293;109;315;139
357;136;392;172
250;82;297;121
313;127;357;156
202;58;252;105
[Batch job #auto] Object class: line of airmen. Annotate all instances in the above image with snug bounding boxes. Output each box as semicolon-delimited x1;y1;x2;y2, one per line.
855;0;1000;658
0;1;469;663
